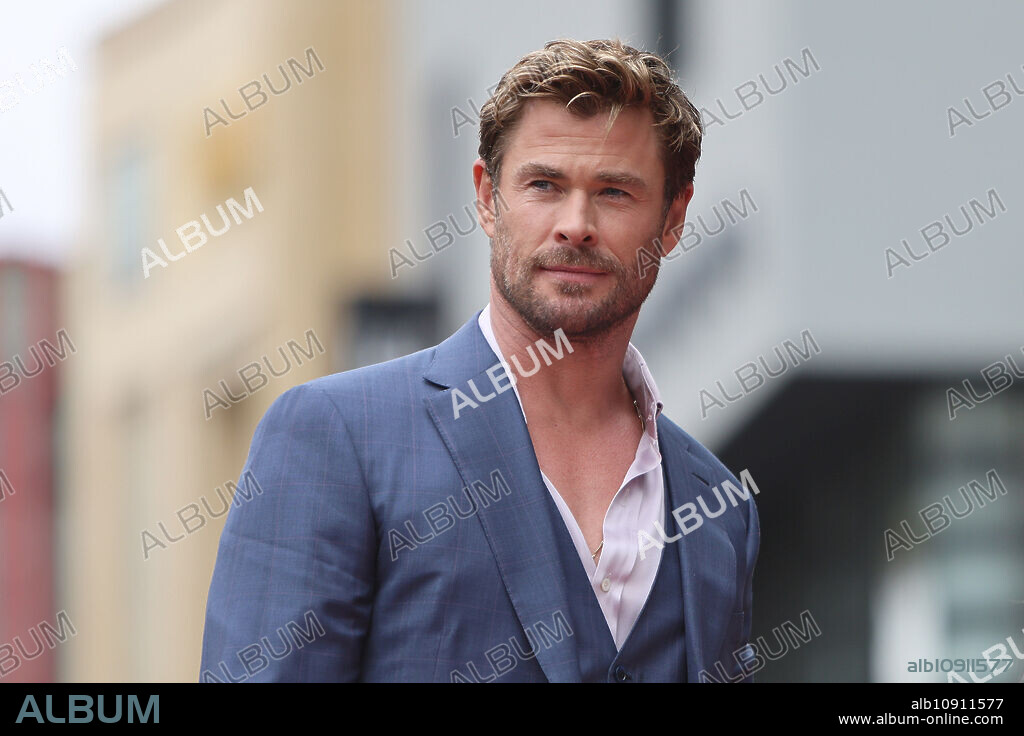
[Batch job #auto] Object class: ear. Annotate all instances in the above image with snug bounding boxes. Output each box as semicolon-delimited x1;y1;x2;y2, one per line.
473;158;500;238
655;181;694;259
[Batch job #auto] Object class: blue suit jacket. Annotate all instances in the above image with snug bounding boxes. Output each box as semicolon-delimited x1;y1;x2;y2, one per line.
200;310;760;682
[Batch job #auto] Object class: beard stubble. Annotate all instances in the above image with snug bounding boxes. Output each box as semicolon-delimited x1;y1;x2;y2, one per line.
489;201;666;340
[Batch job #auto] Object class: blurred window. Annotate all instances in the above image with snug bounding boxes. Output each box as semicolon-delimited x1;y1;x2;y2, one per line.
1;266;26;355
346;295;440;370
107;143;149;285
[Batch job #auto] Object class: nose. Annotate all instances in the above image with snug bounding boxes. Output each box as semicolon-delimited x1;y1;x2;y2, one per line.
554;189;597;247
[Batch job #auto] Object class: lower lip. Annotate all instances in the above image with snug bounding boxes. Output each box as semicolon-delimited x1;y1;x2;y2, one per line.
540;268;606;284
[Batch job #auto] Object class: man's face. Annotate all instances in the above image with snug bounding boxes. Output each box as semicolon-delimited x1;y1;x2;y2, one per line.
476;98;691;338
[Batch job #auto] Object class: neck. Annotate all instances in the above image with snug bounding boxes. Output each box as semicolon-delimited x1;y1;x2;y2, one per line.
487;284;638;428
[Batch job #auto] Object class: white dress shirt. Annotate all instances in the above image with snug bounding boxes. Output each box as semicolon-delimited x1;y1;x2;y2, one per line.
477;303;666;650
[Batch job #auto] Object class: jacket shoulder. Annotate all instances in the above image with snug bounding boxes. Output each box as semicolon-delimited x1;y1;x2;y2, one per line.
272;343;440;409
657;412;743;487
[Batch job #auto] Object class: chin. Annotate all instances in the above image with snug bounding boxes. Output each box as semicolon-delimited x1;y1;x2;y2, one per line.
541;279;608;300
539;304;634;338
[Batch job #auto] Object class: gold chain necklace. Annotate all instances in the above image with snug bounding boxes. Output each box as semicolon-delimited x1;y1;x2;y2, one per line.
590;380;645;562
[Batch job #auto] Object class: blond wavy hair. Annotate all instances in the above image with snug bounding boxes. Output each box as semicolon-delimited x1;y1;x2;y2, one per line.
478;38;703;214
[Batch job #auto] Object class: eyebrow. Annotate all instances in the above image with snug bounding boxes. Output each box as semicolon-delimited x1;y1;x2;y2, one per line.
514;162;649;191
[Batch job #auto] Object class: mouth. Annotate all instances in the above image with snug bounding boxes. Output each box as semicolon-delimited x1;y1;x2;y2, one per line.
538;265;608;284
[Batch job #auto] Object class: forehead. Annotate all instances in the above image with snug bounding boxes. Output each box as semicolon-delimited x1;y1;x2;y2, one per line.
501;98;662;175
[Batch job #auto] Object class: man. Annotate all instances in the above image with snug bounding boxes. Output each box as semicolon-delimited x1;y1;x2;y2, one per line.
201;38;759;683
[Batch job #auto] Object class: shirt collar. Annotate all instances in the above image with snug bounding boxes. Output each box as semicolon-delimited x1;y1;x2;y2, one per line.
477;303;665;433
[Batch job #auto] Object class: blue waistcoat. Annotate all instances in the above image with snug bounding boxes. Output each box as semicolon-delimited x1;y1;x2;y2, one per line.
547;469;687;683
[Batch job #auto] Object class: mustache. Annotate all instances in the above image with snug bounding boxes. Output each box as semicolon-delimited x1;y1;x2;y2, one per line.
529;247;622;273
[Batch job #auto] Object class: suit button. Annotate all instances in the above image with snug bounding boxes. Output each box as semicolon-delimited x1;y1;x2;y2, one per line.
614;665;632;682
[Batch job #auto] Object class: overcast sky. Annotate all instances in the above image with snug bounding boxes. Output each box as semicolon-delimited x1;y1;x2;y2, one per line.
0;0;166;265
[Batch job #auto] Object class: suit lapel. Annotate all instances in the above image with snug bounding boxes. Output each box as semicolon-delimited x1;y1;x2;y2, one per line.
423;313;582;682
658;418;738;682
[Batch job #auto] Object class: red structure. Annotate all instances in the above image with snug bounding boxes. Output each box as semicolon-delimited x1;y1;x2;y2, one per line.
0;258;60;682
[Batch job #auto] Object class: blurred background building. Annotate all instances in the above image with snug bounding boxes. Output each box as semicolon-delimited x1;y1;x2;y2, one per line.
0;259;60;682
1;0;1021;682
60;0;399;681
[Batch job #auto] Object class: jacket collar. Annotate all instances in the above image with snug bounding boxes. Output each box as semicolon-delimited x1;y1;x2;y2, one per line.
423;310;583;681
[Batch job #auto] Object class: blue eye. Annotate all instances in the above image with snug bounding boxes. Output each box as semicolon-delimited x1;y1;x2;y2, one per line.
530;180;553;191
603;187;628;197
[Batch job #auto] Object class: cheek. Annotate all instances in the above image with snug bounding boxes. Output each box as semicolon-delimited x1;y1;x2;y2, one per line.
505;206;542;236
499;210;544;251
605;225;645;264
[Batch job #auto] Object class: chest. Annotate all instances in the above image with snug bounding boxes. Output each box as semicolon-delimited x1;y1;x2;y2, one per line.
529;428;641;542
534;434;635;491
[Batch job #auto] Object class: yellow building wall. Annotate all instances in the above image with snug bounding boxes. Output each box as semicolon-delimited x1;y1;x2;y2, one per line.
62;0;396;681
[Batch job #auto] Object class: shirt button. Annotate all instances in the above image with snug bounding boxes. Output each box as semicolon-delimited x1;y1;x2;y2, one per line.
601;577;611;592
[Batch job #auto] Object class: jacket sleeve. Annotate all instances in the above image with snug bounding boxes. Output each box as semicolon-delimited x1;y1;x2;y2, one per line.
199;382;377;682
707;471;761;684
737;487;760;682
